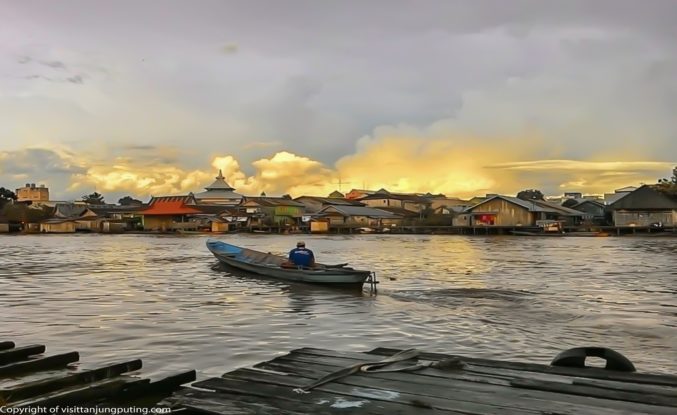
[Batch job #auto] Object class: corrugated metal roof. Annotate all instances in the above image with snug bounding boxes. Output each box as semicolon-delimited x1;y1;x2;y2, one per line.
318;205;401;218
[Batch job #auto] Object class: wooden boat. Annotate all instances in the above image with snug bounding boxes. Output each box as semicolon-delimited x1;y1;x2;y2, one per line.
206;239;374;289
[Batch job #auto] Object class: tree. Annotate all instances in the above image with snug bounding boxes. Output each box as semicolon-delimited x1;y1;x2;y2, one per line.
657;165;677;195
118;196;142;206
82;192;105;205
516;189;545;201
1;203;52;223
281;194;292;200
0;187;17;209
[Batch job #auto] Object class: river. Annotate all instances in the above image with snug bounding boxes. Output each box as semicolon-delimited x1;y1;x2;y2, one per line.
1;234;675;380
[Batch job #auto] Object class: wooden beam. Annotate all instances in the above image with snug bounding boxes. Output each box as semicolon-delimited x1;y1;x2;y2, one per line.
0;345;46;365
0;352;79;377
112;370;196;402
0;359;142;402
0;342;15;351
13;378;150;407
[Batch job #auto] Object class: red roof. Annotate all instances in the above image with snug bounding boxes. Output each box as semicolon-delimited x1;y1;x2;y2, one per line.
141;196;202;215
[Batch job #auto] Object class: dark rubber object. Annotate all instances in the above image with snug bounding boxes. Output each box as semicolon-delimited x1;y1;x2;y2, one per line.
551;347;636;372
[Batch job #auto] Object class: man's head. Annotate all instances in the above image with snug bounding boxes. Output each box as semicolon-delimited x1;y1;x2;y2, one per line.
297;241;306;247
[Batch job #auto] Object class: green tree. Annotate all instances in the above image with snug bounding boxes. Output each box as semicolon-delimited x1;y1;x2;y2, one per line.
517;189;545;201
118;195;142;206
82;192;105;205
0;187;17;209
1;203;52;223
657;165;677;195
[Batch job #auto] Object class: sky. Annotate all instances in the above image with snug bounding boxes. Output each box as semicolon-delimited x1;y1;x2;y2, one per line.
1;0;676;203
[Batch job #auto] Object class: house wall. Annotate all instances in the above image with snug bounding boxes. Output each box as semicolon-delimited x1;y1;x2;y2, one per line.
16;186;49;202
212;222;230;232
40;222;76;233
273;206;304;223
469;199;533;226
361;198;399;209
310;221;329;233
75;220;99;232
143;216;175;231
453;214;471;227
402;201;426;213
0;223;9;233
613;210;675;227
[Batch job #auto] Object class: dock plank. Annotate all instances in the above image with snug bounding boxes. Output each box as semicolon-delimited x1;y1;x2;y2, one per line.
249;354;673;415
0;352;79;377
0;360;142;402
0;342;17;351
368;347;677;387
13;378;150;407
0;345;46;365
192;375;474;415
268;349;677;410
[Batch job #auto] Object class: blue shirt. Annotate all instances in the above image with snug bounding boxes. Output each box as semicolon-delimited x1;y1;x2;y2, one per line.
289;247;315;267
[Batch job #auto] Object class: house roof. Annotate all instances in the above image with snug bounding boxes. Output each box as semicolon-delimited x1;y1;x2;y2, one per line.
53;203;97;219
242;197;306;207
465;195;583;215
610;185;677;210
294;196;364;206
328;190;345;198
141;195;202;215
359;193;431;203
318;205;402;218
204;170;235;191
375;206;420;217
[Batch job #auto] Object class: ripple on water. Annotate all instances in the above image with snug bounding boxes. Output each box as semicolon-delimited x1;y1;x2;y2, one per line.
1;233;676;378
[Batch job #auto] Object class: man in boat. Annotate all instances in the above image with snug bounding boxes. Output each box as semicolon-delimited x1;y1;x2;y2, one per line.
284;241;316;268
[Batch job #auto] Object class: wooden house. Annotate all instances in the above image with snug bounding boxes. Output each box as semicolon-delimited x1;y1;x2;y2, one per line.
51;203;100;232
562;199;607;225
40;218;77;233
140;195;203;231
316;205;402;227
461;195;583;227
608;185;677;227
240;197;306;227
359;189;431;213
293;196;364;213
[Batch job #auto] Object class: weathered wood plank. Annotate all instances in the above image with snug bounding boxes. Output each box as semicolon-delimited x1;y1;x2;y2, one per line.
244;357;669;415
0;359;142;402
110;370;197;402
166;388;412;415
367;347;677;386
0;342;15;351
206;370;564;415
0;352;79;377
510;378;677;407
192;376;469;414
13;378;150;407
572;377;677;397
0;345;46;365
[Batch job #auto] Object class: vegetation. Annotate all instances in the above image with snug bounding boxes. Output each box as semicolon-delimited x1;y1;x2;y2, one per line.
657;165;677;195
516;189;545;201
0;187;17;209
0;203;52;223
82;191;105;205
118;195;143;205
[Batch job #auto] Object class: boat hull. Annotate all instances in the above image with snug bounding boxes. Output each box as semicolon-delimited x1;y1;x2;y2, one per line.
207;240;371;288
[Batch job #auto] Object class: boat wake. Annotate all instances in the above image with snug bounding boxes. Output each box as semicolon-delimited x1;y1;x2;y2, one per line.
388;287;534;308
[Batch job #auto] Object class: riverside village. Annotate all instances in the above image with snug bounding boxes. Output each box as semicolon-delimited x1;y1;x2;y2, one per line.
1;167;676;236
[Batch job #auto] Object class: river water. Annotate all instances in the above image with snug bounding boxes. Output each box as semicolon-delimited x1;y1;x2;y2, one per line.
1;234;675;380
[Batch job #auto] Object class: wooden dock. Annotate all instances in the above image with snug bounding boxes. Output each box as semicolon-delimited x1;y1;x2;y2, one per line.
162;347;677;414
0;340;195;408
